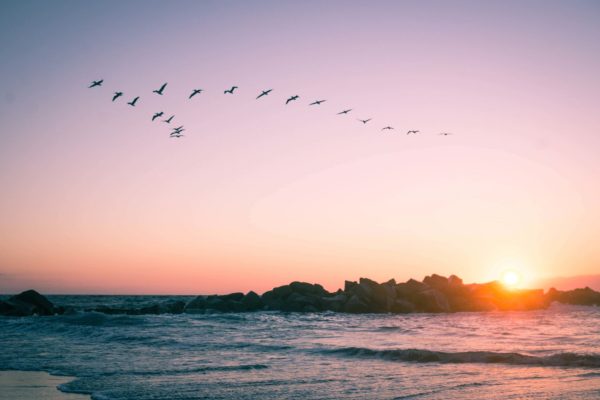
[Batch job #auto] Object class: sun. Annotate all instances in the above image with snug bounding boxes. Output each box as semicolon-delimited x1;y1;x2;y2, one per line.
501;269;521;288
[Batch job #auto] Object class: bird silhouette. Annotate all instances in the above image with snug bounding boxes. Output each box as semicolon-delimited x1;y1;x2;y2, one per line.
163;115;174;123
112;92;123;101
256;89;273;99
173;125;184;131
337;109;352;115
153;83;167;95
189;89;203;99
439;132;453;136
286;95;299;105
88;79;103;88
152;112;164;121
170;133;184;138
309;100;326;105
381;126;394;131
127;96;139;106
406;130;420;135
358;118;372;124
224;86;238;94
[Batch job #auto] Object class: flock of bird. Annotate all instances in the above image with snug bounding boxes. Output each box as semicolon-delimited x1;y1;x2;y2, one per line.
88;79;453;138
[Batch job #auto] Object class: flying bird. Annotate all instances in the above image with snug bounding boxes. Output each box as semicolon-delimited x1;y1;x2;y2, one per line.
309;100;326;105
163;115;174;123
173;125;184;131
406;130;420;135
170;133;184;138
112;92;123;101
439;132;453;136
256;89;272;99
88;79;103;88
286;95;299;105
153;83;167;95
224;86;238;94
189;89;203;99
337;109;352;115
381;126;394;131
358;118;372;124
171;127;184;133
127;96;139;106
152;112;164;121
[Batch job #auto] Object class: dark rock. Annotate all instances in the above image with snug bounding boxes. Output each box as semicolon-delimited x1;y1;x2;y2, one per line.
413;289;450;312
547;287;600;306
390;299;415;313
4;290;55;316
280;292;322;312
219;292;245;302
343;295;370;313
320;293;348;312
344;280;358;292
241;291;263;311
184;296;208;313
423;274;449;291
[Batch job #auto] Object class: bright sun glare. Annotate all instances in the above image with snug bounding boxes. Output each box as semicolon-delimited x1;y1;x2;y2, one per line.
501;270;521;288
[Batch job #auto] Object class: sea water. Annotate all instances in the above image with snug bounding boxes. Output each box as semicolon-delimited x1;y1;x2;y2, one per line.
1;295;599;399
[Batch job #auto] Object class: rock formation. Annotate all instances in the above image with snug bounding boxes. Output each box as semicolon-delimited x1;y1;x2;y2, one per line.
2;275;599;316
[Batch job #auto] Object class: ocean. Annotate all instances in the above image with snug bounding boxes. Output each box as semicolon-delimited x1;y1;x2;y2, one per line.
1;295;599;399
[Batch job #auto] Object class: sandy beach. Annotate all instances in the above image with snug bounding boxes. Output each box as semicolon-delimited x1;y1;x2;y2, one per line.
0;371;89;400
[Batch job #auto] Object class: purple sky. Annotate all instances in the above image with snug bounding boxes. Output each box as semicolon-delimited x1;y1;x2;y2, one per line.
1;0;599;294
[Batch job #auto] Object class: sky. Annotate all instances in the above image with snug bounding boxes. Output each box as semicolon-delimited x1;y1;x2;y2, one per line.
0;0;599;294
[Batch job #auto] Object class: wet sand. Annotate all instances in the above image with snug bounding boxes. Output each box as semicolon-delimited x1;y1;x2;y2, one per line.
0;371;90;400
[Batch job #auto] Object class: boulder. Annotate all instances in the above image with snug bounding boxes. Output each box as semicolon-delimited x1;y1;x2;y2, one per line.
320;293;348;312
184;295;208;313
3;290;55;316
241;291;263;311
413;289;450;312
280;292;320;312
390;299;415;313
343;295;370;313
423;274;449;291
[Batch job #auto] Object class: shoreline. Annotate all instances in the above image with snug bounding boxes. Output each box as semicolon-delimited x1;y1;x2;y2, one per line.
0;370;90;400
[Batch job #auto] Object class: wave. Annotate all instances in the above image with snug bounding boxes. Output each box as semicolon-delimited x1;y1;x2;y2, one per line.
98;364;269;377
321;346;600;368
57;312;147;327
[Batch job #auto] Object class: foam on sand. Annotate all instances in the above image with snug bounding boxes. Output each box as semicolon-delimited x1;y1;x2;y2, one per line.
0;371;90;400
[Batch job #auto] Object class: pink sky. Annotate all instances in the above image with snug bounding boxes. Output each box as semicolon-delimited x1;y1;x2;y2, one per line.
1;1;599;294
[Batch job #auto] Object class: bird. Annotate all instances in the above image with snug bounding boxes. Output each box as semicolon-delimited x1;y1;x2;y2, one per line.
153;83;167;95
358;118;372;124
127;96;139;106
309;100;326;105
170;133;184;138
224;86;238;94
173;125;184;131
439;132;453;136
112;92;123;101
286;95;299;105
337;109;352;115
381;126;394;131
88;79;103;88
163;115;174;123
256;89;272;99
152;112;164;121
407;130;420;135
189;89;203;99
